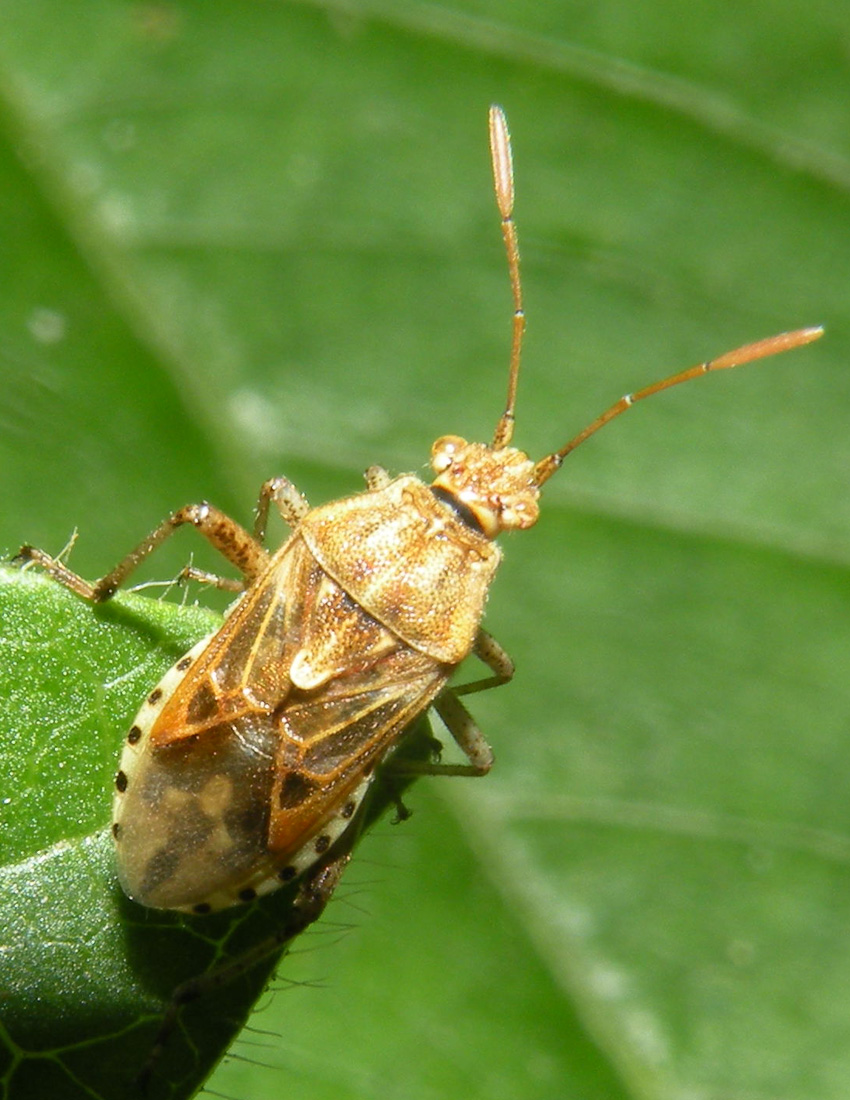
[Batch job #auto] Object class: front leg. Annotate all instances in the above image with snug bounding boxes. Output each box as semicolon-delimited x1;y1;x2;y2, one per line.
14;502;269;602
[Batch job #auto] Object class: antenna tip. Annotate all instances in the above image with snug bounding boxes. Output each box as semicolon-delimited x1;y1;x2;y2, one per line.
774;323;822;354
488;106;513;218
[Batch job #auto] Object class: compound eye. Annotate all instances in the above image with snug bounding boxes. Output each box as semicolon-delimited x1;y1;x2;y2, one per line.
431;435;466;473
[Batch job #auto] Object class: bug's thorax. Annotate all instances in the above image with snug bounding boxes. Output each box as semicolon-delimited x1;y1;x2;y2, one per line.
299;468;506;666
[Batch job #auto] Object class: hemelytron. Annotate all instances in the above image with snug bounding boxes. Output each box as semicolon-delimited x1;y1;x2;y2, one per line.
15;107;822;918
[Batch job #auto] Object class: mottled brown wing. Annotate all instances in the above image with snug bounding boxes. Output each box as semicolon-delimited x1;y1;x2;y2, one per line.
266;628;447;854
149;533;449;861
149;538;300;745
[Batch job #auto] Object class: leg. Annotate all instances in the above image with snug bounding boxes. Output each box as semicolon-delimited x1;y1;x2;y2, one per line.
432;689;495;774
173;471;314;588
364;465;392;491
385;690;494;778
253;477;311;543
386;629;513;778
382;690;494;778
453;628;515;697
177;564;246;593
15;502;270;603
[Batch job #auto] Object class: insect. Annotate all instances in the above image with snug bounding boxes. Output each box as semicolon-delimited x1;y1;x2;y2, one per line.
15;107;822;919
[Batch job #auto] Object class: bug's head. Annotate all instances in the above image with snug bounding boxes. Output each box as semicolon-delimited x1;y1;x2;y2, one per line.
430;435;539;538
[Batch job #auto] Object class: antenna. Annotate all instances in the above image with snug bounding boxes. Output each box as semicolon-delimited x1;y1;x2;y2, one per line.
532;326;824;485
486;105;824;485
489;106;525;451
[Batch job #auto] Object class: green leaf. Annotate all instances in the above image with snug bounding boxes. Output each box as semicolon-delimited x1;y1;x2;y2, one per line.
1;3;849;1099
0;567;440;1100
0;568;321;1100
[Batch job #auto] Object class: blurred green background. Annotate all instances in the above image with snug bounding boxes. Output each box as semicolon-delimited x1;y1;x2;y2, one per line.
1;1;849;1098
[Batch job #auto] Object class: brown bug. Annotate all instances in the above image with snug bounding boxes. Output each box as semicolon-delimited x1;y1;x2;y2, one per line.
15;107;822;918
